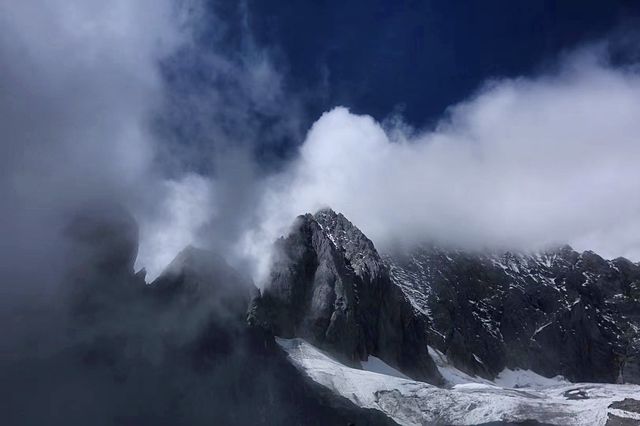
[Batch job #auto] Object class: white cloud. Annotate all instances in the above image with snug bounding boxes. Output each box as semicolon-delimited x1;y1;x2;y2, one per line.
5;1;639;289
247;47;640;276
0;0;184;296
136;174;213;280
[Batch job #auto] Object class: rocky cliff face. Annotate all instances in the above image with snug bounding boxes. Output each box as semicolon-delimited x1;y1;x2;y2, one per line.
250;208;640;386
386;243;640;384
248;209;443;384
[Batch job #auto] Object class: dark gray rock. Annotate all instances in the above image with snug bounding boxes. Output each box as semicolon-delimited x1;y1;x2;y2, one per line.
249;209;443;384
606;413;640;426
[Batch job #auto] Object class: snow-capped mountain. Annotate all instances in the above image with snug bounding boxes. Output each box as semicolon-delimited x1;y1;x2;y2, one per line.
249;208;640;425
251;208;640;385
248;208;443;384
25;206;638;425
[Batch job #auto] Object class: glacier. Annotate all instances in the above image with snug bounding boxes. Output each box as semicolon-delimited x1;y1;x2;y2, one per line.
277;337;640;426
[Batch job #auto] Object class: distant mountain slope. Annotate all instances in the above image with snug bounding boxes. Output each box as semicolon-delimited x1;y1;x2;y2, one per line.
385;243;640;384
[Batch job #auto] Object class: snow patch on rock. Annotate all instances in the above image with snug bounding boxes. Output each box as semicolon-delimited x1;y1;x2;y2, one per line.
494;368;569;389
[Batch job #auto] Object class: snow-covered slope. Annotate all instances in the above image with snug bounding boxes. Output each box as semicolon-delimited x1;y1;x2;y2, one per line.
278;338;640;426
427;344;569;389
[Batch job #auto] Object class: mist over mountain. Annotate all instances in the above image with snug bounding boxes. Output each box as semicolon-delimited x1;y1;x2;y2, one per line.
3;1;640;285
139;45;640;284
3;1;640;425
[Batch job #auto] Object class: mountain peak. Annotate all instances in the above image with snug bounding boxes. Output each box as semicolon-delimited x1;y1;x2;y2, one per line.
313;208;384;280
250;209;443;383
314;206;338;217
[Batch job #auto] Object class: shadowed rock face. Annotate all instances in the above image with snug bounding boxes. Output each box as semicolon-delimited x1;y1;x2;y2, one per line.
64;205;146;330
65;205;140;278
248;209;443;384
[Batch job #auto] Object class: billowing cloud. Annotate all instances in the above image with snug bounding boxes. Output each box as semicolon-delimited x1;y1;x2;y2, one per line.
0;0;182;300
243;46;640;281
2;1;640;290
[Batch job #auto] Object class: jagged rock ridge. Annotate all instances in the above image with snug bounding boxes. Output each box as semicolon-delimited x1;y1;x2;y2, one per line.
385;243;640;384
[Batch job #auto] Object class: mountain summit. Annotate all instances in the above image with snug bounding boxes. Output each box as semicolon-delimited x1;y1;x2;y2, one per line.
249;208;443;383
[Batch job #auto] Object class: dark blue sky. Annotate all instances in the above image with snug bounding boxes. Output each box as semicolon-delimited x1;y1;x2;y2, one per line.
161;0;640;171
246;0;639;124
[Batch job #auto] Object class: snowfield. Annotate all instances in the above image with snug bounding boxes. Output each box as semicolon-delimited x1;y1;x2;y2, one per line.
277;338;640;426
